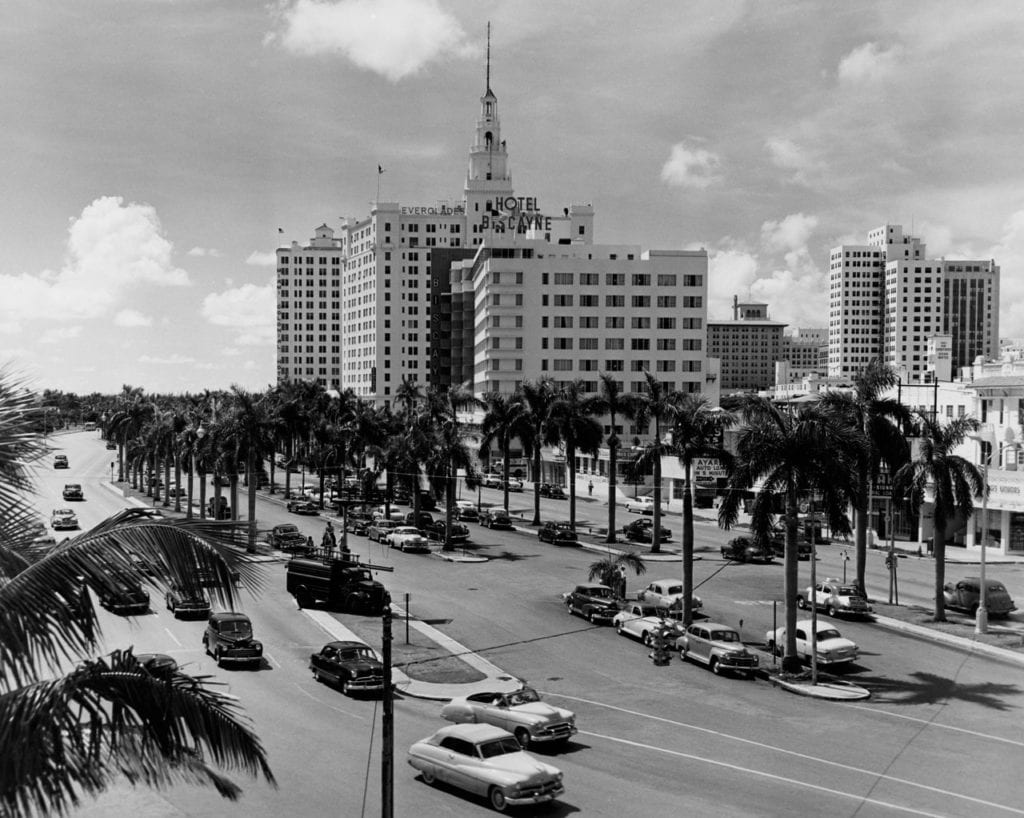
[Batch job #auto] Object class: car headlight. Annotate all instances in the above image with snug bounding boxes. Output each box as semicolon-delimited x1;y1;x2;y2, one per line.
555;772;564;782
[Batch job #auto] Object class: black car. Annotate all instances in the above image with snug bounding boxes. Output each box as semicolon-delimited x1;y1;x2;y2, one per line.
538;483;567;500
203;612;263;668
424;520;470;545
134;652;179;680
310;640;384;695
345;513;374;536
99;582;150;615
455;504;480;523
404;511;434;530
622;519;673;543
479;507;514;530
564;583;620;623
62;483;84;501
538;521;577;545
105;440;117;450
287;499;320;515
267;523;311;553
721;536;773;563
165;584;212;619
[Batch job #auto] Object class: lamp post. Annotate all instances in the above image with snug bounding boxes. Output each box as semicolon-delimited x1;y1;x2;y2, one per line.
194;424;207;520
968;428;997;634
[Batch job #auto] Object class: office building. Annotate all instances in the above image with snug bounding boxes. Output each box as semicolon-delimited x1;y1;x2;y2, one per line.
707;298;786;392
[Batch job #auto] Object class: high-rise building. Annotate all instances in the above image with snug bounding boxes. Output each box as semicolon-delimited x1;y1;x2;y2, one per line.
706;298;786;392
828;224;999;382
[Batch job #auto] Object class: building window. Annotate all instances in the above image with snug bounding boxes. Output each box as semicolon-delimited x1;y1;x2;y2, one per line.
605;338;624;350
632;296;651;308
606;295;625;307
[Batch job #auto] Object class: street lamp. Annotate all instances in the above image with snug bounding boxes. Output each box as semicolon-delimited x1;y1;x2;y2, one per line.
192;424;206;520
968;427;999;634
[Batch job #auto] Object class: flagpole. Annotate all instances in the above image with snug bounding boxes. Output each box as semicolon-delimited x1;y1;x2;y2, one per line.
376;165;384;204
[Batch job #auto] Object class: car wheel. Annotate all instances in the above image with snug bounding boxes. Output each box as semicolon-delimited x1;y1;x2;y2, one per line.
489;787;509;812
642;631;653;647
827;605;838;618
421;768;436;786
710;658;722;675
679;646;688;661
587;611;597;624
797;597;808;610
615;622;625;635
202;636;209;656
215;648;223;667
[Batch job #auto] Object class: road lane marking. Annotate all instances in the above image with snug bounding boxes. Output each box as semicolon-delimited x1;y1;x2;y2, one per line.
554;694;1024;815
847;704;1024;749
292;682;367;721
579;730;946;817
163;628;181;647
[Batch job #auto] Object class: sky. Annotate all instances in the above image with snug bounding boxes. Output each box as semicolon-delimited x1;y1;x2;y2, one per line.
4;0;1024;396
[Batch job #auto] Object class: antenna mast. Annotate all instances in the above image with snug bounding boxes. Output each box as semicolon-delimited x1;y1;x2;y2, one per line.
486;22;491;91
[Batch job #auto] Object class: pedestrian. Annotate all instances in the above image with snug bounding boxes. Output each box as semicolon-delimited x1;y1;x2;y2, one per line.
588;480;594;497
306;535;315;552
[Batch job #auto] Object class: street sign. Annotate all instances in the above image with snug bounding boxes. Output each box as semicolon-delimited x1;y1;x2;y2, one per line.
693;458;727;480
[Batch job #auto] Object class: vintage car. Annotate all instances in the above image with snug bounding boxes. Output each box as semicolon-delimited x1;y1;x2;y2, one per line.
127;552;156;577
676;623;759;677
624;496;655;514
441;687;577;749
134;653;179;680
408;723;565;812
613;602;686;644
53;454;69;469
266;523;310;553
502;478;524;492
286;498;320;515
203;612;263;668
98;581;150;616
480;508;514;530
404;511;434;529
367;519;400;542
943;577;1017;617
425;520;470;545
62;483;84;501
386;526;432;553
768;528;814;560
372;505;406;523
345;513;374;536
720;536;773;563
538;521;577;545
481;473;503;489
563;583;620;623
309;639;384;695
766;619;859;666
105;440;117;450
636;579;702;614
50;508;79;530
165;483;187;498
538;483;567;499
798;579;873;618
454;500;480;522
165;584;211;619
622;518;672;543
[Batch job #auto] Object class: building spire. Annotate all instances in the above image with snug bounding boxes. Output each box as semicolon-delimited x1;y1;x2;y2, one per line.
486;21;491;93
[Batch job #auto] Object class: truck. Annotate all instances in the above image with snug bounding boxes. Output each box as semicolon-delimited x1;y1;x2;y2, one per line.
286;552;392;613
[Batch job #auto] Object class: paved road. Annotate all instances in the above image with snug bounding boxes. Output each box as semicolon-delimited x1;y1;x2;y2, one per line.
37;432;1024;816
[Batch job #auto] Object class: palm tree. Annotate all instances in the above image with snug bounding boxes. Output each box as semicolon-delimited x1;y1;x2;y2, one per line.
108;395;153;484
425;384;483;550
588;374;641;544
670;395;734;625
629;373;678;554
546;381;604;530
479;391;529;512
719;396;861;672
894;414;982;621
0;370;275;816
819;360;912;596
520;378;557;526
226;387;273;552
587;552;647;600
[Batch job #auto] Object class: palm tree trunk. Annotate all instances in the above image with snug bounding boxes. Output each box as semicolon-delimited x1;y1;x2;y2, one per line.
567;443;577;529
532;448;542;526
682;464;695;625
933;527;947;621
854;462;869;596
651;455;663;554
186;450;194;520
173;451;182;513
606;439;618;544
199;466;208;519
247;450;258;553
162;448;171;508
782;483;802;673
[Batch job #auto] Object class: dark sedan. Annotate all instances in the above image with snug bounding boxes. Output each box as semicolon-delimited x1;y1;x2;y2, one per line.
287;499;320;515
622;519;673;543
538;483;567;499
538;521;577;545
165;584;211;619
309;640;384;696
425;520;470;545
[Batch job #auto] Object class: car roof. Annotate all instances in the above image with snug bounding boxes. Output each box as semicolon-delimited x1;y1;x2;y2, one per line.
697;622;738;632
433;723;514;742
210;612;251;623
577;583;610;591
323;640;369;650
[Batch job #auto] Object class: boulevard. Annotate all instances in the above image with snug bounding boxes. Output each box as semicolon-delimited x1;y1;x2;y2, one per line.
40;432;1024;817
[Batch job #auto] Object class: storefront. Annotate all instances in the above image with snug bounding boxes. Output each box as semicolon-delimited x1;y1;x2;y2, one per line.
964;468;1024;556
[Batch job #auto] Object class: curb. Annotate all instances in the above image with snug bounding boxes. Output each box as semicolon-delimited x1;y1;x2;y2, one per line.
871;614;1024;666
767;675;872;700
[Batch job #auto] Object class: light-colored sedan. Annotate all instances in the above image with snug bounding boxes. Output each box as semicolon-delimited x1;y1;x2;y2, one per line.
625;496;655;514
613;602;686;645
766;619;860;666
441;687;577;749
386;526;431;553
50;508;79;530
408;723;565;812
636;579;702;613
676;623;759;677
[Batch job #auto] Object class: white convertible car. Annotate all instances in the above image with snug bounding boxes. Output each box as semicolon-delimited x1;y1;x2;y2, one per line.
408;723;565;812
440;687;577;749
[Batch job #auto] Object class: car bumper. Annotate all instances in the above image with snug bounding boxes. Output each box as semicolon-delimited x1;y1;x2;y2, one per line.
718;655;759;670
107;601;150;615
530;723;577;742
175;604;211;618
219;650;263;664
346;677;384;691
504;782;564;805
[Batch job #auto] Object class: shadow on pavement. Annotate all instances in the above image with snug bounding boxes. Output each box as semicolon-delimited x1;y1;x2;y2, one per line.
851;671;1020;709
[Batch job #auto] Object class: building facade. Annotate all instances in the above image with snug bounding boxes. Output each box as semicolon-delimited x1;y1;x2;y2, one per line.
706;299;786;392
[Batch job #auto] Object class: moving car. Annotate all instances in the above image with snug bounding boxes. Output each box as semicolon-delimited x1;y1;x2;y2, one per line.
943;577;1017;617
134;653;179;680
676;623;759;677
441;687;577;749
286;498;320;515
425;520;470;545
481;473;503;489
502;478;524;492
62;483;84;501
538;483;567;499
768;528;814;560
720;536;773;563
407;723;565;812
53;454;69;469
538;521;577;545
798;579;873;618
309;640;384;695
563;583;620;624
50;508;79;530
98;582;150;615
625;496;655;514
266;523;311;553
622;518;672;543
387;526;432;553
480;507;514;530
105;440;117;450
613;602;686;644
165;584;211;619
454;500;480;522
345;512;374;536
203;612;263;668
766;619;859;666
636;579;702;614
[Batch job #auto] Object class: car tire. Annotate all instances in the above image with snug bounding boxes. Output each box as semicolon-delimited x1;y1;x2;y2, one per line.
587;611;597;624
642;631;653;647
679;646;688;661
827;605;838;618
489;787;508;812
615;623;625;635
797;597;808;610
215;648;223;667
421;769;436;786
710;658;722;675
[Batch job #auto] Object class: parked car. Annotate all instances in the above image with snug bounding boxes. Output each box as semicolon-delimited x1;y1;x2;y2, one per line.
766;620;859;666
538;483;567;499
441;687;577;749
622;518;672;543
62;483;84;501
165;483;187;498
676;623;759;677
345;513;374;536
387;526;432;553
403;511;434;530
287;499;320;515
266;523;310;553
625;496;655;514
502;478;524;492
613;602;686;644
538;521;577;545
372;505;405;523
53;454;69;469
563;583;620;623
425;520;470;545
481;473;503;489
50;508;79;530
105;440;117;450
636;579;702;614
798;579;873;618
943;577;1017;617
407;724;565;812
367;519;400;542
165;584;211;619
480;507;514;530
203;612;263;668
309;640;384;695
454;500;480;522
206;496;230;519
720;536;773;563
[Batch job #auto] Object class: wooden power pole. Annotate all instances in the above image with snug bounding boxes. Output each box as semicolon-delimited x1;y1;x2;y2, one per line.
381;593;394;817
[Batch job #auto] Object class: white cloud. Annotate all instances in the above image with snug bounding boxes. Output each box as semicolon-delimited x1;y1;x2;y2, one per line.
246;251;277;266
838;42;905;86
201;282;276;345
988;209;1024;337
661;141;721;189
707;247;759;320
187;246;222;257
761;213;818;254
276;0;470;82
0;196;189;332
138;354;196;365
765;137;822;184
39;326;83;345
113;309;153;327
222;347;242;357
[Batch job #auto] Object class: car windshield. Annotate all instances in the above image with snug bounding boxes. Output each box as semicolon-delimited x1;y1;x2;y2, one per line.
988;582;1007;592
219;619;252;636
662;585;683;595
712;630;739;642
477;738;523;759
506;688;540;706
279;525;299;534
585;586;612;598
816;629;842;641
837;585;860;596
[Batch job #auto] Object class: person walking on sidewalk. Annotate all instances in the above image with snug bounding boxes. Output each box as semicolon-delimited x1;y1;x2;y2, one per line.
588;480;594;497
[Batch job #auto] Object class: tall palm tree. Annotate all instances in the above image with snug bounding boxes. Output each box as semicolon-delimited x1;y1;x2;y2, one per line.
588;374;641;544
670;395;734;625
108;395;153;484
719;396;861;672
520;378;557;526
894;414;982;621
629;373;678;554
425;384;483;550
547;381;604;530
0;371;275;816
226;386;274;552
479;390;529;512
819;360;912;595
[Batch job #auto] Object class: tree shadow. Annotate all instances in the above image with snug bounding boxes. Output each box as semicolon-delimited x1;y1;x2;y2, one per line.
853;671;1021;710
489;550;541;561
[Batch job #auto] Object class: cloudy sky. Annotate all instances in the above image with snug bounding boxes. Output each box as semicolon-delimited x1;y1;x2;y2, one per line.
4;0;1024;395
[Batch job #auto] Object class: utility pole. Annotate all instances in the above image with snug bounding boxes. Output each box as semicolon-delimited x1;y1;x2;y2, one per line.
382;593;394;818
